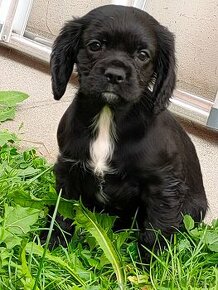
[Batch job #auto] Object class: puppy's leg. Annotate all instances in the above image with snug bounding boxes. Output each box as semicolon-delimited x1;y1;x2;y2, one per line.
138;183;185;261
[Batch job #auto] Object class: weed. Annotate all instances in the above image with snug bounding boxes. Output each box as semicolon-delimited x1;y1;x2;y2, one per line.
0;133;217;289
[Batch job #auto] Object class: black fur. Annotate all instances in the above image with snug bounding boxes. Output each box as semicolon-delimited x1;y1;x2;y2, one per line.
49;5;207;255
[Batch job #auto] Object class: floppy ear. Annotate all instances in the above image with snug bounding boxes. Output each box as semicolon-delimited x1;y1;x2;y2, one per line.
152;25;176;114
51;19;83;100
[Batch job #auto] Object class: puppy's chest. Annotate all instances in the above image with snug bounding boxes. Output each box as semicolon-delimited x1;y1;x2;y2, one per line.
89;106;116;177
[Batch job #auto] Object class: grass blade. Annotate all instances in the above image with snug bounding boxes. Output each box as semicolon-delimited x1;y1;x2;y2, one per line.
26;191;86;288
73;202;126;289
32;190;62;290
26;242;86;287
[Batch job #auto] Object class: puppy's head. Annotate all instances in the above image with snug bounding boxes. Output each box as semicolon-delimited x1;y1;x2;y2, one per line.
51;5;175;113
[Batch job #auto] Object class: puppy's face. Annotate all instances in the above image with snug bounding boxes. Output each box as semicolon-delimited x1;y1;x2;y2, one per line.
51;5;175;112
77;7;156;105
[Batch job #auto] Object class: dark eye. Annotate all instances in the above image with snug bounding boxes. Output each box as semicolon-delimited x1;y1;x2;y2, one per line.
87;40;102;52
137;49;150;62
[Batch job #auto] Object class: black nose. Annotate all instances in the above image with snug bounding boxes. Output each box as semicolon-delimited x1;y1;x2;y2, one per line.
104;67;126;84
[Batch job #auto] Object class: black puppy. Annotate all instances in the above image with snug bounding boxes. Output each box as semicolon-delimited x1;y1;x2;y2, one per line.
50;5;207;253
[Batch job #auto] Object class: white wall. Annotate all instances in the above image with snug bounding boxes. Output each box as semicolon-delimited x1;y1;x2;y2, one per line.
27;0;110;36
145;0;218;101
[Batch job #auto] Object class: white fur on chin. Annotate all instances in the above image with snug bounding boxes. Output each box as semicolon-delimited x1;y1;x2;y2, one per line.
102;92;119;103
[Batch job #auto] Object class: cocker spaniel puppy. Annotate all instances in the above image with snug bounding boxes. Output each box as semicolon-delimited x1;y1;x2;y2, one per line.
50;5;207;254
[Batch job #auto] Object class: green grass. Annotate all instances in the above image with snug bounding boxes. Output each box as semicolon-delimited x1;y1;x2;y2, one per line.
0;131;217;290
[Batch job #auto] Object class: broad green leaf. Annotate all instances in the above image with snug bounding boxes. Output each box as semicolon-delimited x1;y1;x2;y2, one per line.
0;205;40;249
177;238;191;251
0;131;17;146
204;232;218;252
74;203;126;289
58;198;75;219
86;236;97;251
99;253;111;267
80;249;99;268
3;204;40;236
127;274;149;285
94;212;116;231
9;190;75;218
0;247;13;268
208;242;218;252
3;232;22;249
190;228;201;238
66;251;93;280
8;190;56;210
0;91;29;107
0;107;16;122
204;231;218;244
17;166;41;177
114;231;130;251
183;215;195;231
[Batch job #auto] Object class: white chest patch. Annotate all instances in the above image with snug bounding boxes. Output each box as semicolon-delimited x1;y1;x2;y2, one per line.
89;106;116;176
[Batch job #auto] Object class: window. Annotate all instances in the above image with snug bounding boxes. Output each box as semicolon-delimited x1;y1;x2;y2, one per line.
0;0;51;62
